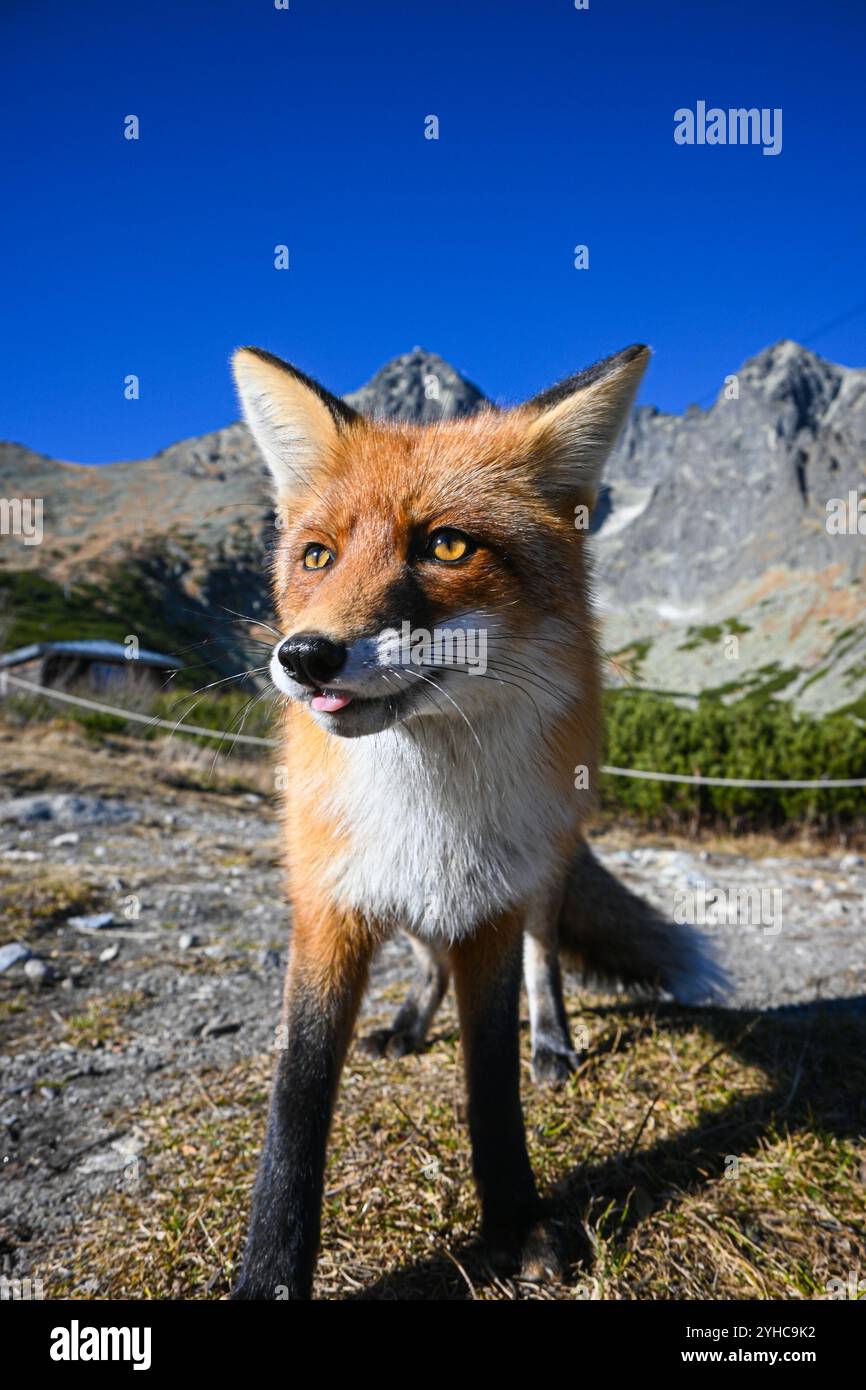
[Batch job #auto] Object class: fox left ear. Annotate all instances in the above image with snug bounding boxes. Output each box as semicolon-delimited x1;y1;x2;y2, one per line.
231;347;359;501
524;344;650;507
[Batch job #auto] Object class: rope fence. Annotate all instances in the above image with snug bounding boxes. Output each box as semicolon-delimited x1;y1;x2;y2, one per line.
1;673;274;748
2;672;865;788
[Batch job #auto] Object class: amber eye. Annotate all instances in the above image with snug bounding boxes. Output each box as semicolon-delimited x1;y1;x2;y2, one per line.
303;543;335;571
428;529;475;564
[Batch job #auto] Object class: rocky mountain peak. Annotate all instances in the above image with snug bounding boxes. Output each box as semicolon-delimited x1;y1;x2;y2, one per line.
736;339;843;434
343;347;488;422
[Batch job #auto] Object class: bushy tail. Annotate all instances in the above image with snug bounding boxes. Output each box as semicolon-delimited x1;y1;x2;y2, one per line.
558;842;728;1004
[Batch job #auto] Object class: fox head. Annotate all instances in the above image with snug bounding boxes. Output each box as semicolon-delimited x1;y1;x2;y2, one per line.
232;344;649;738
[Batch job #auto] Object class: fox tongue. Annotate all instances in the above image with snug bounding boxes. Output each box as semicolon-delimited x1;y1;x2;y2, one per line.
311;690;353;713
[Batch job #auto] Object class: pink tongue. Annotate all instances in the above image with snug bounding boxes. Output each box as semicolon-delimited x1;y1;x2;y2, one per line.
312;691;354;713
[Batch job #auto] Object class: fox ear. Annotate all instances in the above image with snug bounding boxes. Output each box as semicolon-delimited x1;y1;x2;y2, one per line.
231;347;359;498
524;344;650;507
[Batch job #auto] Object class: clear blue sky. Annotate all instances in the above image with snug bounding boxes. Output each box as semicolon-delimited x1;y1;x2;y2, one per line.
3;0;865;463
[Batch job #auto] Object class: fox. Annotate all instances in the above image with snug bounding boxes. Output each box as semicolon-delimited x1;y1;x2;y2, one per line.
229;342;724;1299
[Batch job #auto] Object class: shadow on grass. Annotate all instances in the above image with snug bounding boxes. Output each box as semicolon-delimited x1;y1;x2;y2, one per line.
345;995;866;1300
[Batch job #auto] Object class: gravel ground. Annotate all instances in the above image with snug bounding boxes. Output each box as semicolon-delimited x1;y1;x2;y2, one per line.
0;725;863;1293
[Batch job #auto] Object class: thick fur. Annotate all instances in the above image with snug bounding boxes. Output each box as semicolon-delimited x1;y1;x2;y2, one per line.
228;340;724;1299
558;840;727;1003
368;838;726;1085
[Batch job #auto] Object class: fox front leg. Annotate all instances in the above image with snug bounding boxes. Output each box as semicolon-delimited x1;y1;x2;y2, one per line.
232;908;377;1300
360;934;449;1058
450;914;561;1279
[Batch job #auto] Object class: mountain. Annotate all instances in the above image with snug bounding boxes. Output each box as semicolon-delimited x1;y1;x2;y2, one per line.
1;343;864;712
344;347;488;421
594;340;866;714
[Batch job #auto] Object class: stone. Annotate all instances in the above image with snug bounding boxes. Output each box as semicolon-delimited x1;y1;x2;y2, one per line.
0;795;135;826
24;958;52;987
0;942;32;973
69;912;116;932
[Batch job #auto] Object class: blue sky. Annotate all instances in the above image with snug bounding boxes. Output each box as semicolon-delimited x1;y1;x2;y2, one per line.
3;0;865;463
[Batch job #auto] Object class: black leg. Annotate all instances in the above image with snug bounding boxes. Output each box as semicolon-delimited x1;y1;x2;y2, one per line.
450;916;543;1252
232;911;375;1300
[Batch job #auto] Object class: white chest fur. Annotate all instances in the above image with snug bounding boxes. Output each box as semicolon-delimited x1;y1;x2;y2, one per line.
322;704;582;941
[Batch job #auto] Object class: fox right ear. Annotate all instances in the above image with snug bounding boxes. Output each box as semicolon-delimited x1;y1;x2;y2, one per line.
231;348;359;498
524;344;650;508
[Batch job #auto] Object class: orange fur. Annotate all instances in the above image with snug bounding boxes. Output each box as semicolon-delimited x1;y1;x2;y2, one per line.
229;344;657;1299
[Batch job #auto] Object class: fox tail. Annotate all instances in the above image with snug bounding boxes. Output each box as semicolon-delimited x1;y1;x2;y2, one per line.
558;842;728;1004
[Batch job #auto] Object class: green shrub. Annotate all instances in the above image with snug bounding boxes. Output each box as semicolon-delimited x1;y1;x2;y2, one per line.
602;690;866;829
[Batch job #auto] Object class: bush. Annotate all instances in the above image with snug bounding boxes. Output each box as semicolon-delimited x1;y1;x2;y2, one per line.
602;691;866;830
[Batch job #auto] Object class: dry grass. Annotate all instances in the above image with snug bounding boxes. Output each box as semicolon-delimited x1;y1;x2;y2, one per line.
40;991;866;1301
0;868;102;942
0;717;271;801
62;990;150;1048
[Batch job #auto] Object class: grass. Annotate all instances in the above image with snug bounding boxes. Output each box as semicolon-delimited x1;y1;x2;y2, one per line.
0;716;273;801
41;992;866;1301
0;869;102;942
63;989;149;1048
0;564;213;676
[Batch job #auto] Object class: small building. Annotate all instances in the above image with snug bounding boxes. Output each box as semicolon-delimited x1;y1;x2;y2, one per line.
0;639;180;692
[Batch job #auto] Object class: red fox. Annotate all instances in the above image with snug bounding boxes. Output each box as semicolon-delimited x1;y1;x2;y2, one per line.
229;343;723;1299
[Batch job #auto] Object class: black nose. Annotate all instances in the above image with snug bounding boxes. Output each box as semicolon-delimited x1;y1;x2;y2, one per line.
278;633;347;688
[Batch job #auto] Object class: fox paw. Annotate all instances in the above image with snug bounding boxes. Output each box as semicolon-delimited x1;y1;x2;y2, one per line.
359;1025;424;1059
483;1212;564;1284
530;1044;580;1087
519;1218;565;1283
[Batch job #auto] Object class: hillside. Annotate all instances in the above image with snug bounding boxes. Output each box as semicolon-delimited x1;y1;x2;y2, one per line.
1;341;864;710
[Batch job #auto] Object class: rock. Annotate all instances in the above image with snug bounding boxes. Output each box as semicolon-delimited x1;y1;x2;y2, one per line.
99;943;120;963
0;795;135;827
69;912;116;932
23;958;53;987
257;948;282;971
0;942;32;973
344;347;488;423
178;932;198;951
840;854;864;871
51;831;80;847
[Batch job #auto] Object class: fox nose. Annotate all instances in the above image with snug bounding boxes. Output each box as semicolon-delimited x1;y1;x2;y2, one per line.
278;633;347;688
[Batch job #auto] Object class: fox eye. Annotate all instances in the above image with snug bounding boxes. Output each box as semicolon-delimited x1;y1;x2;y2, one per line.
427;529;475;564
303;543;335;571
